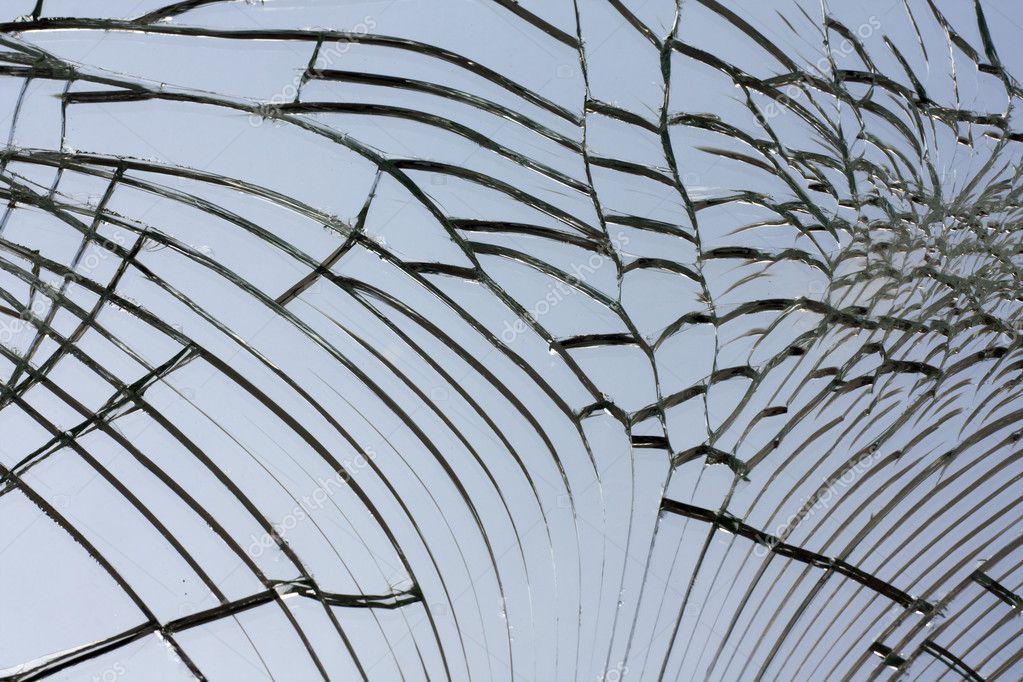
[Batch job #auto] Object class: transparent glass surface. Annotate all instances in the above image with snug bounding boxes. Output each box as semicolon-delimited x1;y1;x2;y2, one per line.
1;1;1023;680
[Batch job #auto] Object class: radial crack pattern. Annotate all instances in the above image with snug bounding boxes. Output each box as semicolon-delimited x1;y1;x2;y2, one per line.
0;1;1022;680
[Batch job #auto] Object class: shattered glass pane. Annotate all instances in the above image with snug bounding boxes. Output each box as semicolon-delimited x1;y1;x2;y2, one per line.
1;1;1023;680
